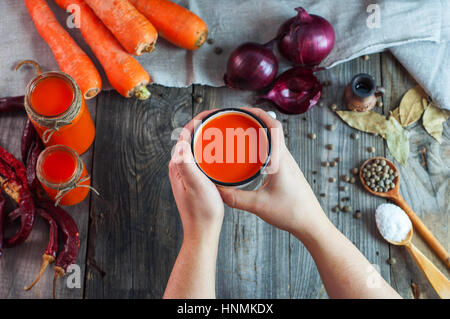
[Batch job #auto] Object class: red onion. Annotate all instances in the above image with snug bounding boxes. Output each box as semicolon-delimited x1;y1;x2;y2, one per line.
258;67;322;114
277;7;335;66
224;41;278;91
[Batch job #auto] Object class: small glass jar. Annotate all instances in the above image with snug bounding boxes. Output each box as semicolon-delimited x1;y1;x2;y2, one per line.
37;145;93;206
24;71;95;155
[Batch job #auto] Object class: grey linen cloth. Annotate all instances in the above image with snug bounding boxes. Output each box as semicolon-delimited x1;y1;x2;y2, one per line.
0;0;449;110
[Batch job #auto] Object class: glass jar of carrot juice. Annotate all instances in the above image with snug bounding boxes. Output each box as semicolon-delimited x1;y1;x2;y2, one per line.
24;71;95;155
36;145;96;206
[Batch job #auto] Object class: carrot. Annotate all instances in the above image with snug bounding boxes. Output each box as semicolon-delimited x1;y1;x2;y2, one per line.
53;0;151;99
129;0;208;50
25;0;102;99
84;0;158;56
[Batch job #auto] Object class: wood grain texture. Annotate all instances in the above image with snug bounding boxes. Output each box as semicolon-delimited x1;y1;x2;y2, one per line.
381;53;449;299
84;86;191;298
0;99;96;299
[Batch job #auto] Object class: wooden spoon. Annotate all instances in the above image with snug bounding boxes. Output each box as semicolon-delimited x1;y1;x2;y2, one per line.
360;157;450;269
378;228;450;299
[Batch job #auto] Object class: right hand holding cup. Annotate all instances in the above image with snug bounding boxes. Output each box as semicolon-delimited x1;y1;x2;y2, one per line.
218;108;328;238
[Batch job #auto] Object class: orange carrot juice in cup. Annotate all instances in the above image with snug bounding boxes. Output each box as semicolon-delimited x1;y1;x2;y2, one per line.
192;108;271;187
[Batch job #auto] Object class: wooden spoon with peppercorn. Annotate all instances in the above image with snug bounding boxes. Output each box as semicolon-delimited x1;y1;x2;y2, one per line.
360;156;450;269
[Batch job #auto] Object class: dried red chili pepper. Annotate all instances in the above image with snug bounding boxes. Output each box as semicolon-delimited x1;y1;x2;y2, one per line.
21;119;37;164
38;201;79;299
0;191;6;256
0;146;36;247
7;207;23;221
0;96;25;113
24;208;58;291
0;159;22;204
26;136;43;191
0;174;21;204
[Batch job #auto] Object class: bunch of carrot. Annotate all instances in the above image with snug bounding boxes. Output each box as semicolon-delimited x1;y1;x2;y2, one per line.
25;0;209;100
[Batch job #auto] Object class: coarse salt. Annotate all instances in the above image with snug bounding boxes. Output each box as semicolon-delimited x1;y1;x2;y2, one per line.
375;203;412;243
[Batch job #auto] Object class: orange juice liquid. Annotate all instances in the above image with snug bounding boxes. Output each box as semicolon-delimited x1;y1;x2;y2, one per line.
193;111;269;184
39;148;90;206
29;75;95;155
30;76;73;116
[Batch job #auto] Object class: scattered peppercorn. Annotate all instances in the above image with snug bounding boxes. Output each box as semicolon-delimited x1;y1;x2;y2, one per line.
195;96;203;103
322;161;330;167
207;38;215;45
349;177;356;184
354;212;362;219
339;186;348;191
332;206;339;213
343;205;352;212
377;101;383;107
387;257;396;265
326;144;334;150
325;124;335;131
341;175;350;182
367;147;376;153
330;103;337;111
320;193;326;198
350;133;359;140
319;102;324;107
335;157;341;163
328;177;336;183
363;55;370;61
214;47;223;55
308;133;317;139
330;161;337;167
351;168;359;175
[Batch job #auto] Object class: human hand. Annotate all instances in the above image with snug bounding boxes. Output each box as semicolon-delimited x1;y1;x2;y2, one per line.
169;110;224;243
218;108;329;239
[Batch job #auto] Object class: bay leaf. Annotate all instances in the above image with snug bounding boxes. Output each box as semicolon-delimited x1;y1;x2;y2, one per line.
422;98;429;110
386;116;409;166
399;85;427;127
336;111;391;138
390;107;401;123
422;102;450;144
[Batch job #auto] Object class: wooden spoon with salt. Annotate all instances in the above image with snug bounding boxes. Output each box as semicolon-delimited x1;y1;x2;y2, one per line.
360;156;450;269
378;228;450;298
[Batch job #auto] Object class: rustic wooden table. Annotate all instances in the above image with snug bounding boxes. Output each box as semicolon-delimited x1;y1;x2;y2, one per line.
0;52;448;299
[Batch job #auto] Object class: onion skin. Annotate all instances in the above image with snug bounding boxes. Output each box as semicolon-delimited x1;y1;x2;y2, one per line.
277;7;335;66
259;67;322;114
224;42;278;91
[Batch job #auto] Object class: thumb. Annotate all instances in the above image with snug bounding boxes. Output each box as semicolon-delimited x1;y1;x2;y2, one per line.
218;187;260;213
172;140;204;187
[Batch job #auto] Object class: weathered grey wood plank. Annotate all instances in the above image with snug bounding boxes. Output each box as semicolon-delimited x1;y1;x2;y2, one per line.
0;98;96;299
193;86;291;298
381;53;449;299
84;86;192;298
